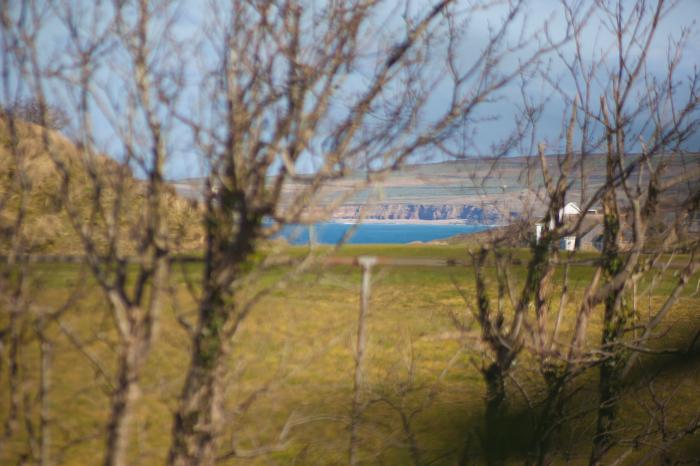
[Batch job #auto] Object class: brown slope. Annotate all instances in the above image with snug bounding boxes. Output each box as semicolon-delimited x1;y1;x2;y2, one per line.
0;117;202;254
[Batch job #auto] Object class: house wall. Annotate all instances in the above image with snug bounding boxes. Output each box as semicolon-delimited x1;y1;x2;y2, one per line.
560;236;576;251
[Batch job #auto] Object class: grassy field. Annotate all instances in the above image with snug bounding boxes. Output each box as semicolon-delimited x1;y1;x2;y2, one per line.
2;244;699;465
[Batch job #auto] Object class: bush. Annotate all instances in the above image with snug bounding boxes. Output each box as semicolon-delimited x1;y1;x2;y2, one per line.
1;98;69;130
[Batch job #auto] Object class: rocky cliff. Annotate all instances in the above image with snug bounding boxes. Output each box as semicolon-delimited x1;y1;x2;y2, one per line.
331;203;502;223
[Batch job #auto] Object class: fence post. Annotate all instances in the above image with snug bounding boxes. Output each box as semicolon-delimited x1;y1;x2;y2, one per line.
308;224;316;251
349;256;377;466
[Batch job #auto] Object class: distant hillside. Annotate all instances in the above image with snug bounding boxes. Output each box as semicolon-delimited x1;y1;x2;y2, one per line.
0;117;202;254
172;153;700;224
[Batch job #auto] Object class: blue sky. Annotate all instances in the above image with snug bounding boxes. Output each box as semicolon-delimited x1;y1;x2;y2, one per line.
10;0;700;179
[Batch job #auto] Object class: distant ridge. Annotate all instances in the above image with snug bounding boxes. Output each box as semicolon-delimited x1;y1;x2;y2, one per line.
171;152;700;225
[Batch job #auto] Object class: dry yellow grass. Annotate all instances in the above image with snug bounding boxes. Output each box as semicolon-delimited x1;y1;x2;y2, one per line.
1;251;698;465
0;116;202;255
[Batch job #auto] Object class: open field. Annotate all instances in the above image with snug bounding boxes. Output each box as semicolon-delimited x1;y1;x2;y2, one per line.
2;244;700;465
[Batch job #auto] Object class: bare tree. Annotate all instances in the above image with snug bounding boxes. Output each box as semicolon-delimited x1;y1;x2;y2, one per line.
161;2;561;465
461;0;700;464
555;1;700;462
3;1;179;465
9;0;698;465
4;0;561;463
0;105;87;466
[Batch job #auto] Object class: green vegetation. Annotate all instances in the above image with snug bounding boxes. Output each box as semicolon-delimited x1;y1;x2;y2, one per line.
2;245;698;464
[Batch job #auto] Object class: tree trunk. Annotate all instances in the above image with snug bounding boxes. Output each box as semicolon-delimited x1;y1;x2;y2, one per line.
167;291;228;466
529;377;567;466
38;323;51;466
104;339;142;466
167;194;259;466
590;294;625;465
590;360;619;464
590;123;625;464
483;362;506;466
3;308;22;450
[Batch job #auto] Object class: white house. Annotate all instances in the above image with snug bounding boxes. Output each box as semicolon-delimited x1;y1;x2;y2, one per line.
560;202;582;219
535;202;597;251
560;235;576;251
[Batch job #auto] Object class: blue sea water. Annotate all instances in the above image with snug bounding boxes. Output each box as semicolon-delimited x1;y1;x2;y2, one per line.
277;223;490;245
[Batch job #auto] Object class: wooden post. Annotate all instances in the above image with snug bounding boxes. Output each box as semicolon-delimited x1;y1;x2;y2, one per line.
349;256;376;466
